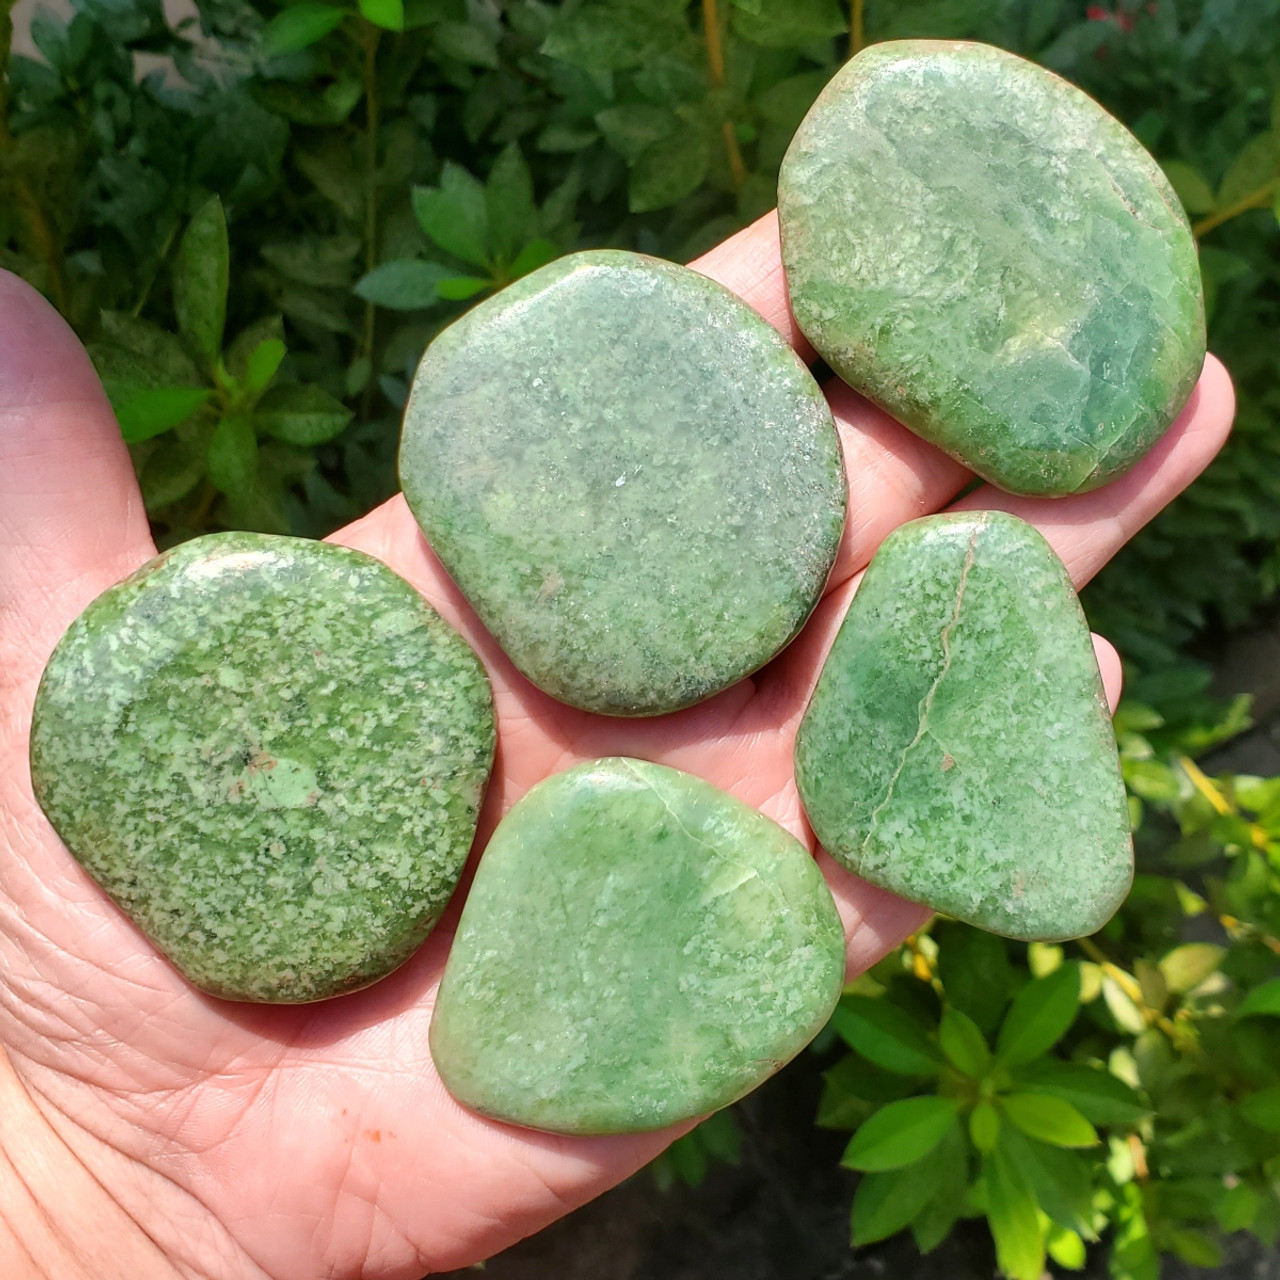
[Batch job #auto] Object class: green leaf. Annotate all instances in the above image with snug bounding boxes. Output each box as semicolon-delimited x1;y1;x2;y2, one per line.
1240;1084;1280;1131
935;922;1014;1034
1000;1094;1098;1148
1161;160;1216;215
999;1125;1093;1236
817;1051;921;1128
412;165;490;267
1237;978;1280;1019
939;1007;990;1078
1215;1181;1261;1233
225;317;286;386
262;3;345;56
434;20;499;66
174;195;229;369
541;3;684;71
732;0;847;48
509;238;559;280
92;314;204;389
114;386;212;443
1047;1225;1086;1270
1158;942;1225;994
254;383;353;447
830;996;943;1077
435;276;491;301
594;104;679;162
486;143;536;263
1217;132;1280;209
245;339;286;395
995;963;1080;1066
984;1144;1045;1280
141;436;206;510
850;1157;948;1247
1008;1061;1146;1126
206;414;258;496
970;1101;1000;1152
359;0;405;30
354;260;455;310
842;1096;958;1172
629;130;711;213
1168;1229;1223;1269
1102;976;1147;1036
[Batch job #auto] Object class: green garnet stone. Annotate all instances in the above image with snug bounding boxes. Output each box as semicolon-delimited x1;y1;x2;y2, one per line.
430;757;845;1134
399;250;846;716
777;40;1205;497
794;512;1132;941
30;533;495;1003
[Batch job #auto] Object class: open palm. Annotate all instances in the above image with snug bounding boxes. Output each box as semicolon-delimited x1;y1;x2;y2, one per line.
0;213;1233;1280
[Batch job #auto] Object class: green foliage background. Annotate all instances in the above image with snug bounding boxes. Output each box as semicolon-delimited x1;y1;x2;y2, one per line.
3;0;1280;1275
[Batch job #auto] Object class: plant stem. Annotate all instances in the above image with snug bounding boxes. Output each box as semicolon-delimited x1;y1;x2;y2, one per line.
1192;176;1280;238
850;0;865;56
701;0;747;190
360;21;381;418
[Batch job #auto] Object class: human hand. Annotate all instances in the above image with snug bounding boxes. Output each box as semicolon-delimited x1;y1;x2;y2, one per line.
0;213;1234;1280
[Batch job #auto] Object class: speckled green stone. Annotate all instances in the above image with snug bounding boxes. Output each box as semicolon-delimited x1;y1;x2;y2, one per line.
399;250;846;716
30;533;495;1003
794;512;1132;941
430;757;845;1134
778;40;1205;497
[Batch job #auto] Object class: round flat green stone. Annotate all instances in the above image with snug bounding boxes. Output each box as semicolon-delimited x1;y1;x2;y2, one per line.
30;533;495;1003
778;40;1205;497
399;249;846;716
430;758;845;1134
795;512;1132;941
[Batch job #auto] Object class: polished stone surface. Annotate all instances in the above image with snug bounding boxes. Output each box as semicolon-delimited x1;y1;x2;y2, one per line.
794;512;1132;940
30;533;495;1002
399;249;846;716
430;757;845;1133
778;40;1205;497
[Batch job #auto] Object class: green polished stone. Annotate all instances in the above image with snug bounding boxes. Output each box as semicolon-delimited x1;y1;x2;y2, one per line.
794;512;1132;941
778;40;1205;497
430;757;845;1134
30;533;495;1003
399;250;846;716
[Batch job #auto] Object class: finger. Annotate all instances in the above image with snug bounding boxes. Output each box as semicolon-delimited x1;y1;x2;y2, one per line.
0;274;154;659
950;354;1235;588
689;210;814;358
1094;634;1123;713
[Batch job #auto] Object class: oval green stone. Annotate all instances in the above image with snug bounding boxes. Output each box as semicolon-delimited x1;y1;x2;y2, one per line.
30;533;495;1003
430;758;845;1134
778;40;1206;497
794;512;1133;941
399;250;846;716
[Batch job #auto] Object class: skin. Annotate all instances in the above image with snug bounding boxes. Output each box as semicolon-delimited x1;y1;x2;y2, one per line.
0;212;1234;1280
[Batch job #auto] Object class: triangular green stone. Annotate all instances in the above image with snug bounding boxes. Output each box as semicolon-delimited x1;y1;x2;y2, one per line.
795;512;1132;941
430;758;846;1134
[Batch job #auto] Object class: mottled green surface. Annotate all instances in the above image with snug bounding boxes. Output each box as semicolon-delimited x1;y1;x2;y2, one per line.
399;250;846;716
795;512;1132;940
30;533;495;1003
430;757;845;1134
778;40;1205;497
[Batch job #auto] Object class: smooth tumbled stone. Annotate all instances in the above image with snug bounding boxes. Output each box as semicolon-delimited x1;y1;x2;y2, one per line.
430;757;845;1134
399;249;846;716
30;533;495;1003
794;512;1132;941
778;40;1205;497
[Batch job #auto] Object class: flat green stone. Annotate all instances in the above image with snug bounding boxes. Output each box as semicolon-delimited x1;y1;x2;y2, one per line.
399;250;846;716
778;40;1205;497
794;512;1132;940
30;533;495;1003
430;757;845;1134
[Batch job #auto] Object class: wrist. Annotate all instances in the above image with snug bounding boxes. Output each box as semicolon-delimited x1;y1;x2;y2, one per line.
0;1047;184;1280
